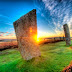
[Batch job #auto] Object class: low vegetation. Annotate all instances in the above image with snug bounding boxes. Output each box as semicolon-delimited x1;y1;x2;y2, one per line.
0;41;18;50
0;41;72;72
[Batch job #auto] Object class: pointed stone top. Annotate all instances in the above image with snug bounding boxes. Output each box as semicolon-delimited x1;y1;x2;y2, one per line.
13;9;36;24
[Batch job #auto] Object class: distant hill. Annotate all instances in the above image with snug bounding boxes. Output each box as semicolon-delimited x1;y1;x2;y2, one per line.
0;39;17;42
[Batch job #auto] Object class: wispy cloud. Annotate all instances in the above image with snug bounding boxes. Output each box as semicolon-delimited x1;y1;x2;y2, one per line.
0;32;8;37
6;22;13;26
0;31;16;39
10;28;14;30
35;0;72;36
0;14;10;20
0;14;13;26
7;33;15;36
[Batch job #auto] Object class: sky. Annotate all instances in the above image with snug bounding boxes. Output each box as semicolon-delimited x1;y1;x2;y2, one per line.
0;0;72;39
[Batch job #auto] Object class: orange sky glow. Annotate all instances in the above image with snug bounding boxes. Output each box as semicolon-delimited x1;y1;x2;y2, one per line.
0;29;72;40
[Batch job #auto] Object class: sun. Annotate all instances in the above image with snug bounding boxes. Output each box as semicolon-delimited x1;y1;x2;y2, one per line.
34;35;40;43
37;38;40;42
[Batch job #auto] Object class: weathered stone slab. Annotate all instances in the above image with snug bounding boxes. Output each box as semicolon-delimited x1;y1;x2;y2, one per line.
13;9;41;60
63;24;71;45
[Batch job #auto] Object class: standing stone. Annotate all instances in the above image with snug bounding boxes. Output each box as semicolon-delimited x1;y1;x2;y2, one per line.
13;9;41;60
63;24;71;45
59;37;61;40
63;36;65;41
54;37;55;42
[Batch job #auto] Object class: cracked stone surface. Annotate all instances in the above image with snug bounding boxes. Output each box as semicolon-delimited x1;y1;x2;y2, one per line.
13;9;41;60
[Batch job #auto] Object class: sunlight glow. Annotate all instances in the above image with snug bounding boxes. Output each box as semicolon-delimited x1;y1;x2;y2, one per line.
30;27;32;33
34;35;40;43
0;36;16;39
37;38;40;42
37;31;64;38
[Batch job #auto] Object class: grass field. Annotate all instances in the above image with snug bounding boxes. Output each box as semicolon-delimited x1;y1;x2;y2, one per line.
0;41;72;72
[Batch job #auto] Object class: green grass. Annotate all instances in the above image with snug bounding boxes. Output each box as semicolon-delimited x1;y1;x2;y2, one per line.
0;41;72;72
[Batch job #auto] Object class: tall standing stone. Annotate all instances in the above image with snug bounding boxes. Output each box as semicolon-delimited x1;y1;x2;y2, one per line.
63;24;71;45
13;9;41;60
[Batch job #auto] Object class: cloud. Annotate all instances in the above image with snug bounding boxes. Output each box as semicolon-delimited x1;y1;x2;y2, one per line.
10;28;14;30
68;17;72;29
0;14;10;20
0;32;6;36
0;32;7;34
42;0;58;11
0;32;16;39
6;22;13;26
41;0;72;36
33;0;72;37
7;33;15;36
6;32;8;33
0;34;3;36
0;14;12;26
0;31;9;37
0;32;4;33
41;13;45;17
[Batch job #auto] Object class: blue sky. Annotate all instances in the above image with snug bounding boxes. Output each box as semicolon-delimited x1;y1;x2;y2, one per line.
0;0;72;39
